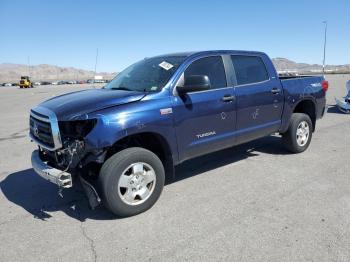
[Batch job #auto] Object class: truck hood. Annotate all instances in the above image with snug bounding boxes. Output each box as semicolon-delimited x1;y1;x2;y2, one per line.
38;89;146;120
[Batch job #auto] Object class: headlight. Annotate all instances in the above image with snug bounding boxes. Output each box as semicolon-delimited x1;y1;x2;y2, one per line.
59;119;97;139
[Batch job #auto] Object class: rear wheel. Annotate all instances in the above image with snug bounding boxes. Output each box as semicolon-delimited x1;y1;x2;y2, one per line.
99;147;165;217
282;113;313;153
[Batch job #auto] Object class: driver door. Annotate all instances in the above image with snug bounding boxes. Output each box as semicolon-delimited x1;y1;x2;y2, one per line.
172;56;236;162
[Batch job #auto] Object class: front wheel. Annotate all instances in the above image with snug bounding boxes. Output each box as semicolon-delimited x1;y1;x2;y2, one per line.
282;113;313;153
99;147;165;217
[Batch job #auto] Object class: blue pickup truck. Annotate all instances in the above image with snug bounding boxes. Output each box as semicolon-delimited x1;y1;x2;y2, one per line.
30;50;328;217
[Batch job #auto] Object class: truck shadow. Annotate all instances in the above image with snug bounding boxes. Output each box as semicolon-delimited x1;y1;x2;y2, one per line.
172;135;287;183
0;169;115;221
0;136;287;221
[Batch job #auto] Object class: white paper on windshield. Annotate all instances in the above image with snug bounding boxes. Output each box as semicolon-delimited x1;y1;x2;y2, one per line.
159;61;174;71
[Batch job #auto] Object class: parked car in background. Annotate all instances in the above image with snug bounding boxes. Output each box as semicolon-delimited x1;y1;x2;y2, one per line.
40;81;52;86
335;80;350;113
4;83;12;86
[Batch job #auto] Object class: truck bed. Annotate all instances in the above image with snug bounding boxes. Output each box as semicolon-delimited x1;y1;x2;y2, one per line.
279;74;326;125
278;75;322;80
279;75;325;93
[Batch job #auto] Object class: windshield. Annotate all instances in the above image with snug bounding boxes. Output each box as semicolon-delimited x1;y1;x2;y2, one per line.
105;56;186;92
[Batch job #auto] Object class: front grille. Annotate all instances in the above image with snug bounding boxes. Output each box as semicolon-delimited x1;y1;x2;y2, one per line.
29;107;62;150
30;111;54;148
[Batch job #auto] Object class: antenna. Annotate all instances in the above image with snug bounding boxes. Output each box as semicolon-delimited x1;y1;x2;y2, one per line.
322;21;328;76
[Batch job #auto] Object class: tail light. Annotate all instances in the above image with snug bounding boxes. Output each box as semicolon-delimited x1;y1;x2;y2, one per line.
322;80;329;92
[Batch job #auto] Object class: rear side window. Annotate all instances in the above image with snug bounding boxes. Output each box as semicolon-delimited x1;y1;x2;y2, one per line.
230;55;269;85
184;56;227;89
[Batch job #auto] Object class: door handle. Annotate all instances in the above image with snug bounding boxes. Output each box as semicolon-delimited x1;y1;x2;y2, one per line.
271;87;281;94
222;95;235;102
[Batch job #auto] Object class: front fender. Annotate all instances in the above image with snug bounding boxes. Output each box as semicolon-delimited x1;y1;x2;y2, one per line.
82;96;178;162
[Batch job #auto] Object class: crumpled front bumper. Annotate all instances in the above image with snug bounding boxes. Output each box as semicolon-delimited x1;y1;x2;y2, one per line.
335;98;350;114
31;150;73;188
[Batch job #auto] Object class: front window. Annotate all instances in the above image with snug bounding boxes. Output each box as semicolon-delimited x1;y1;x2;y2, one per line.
184;56;227;89
105;56;186;92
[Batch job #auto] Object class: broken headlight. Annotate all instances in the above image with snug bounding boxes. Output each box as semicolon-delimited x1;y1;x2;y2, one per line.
59;119;97;139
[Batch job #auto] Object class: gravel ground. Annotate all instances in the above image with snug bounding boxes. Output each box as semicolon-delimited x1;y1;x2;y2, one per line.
0;75;349;262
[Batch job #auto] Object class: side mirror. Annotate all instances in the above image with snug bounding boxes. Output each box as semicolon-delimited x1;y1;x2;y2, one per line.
177;75;211;94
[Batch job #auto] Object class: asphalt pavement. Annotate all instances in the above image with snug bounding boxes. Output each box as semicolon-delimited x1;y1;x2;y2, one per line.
0;76;349;262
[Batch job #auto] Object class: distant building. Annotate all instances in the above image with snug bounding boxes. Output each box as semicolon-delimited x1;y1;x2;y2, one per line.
94;75;104;83
94;75;103;80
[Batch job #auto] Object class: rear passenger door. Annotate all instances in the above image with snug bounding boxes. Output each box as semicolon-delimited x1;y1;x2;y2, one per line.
172;56;236;162
230;55;283;144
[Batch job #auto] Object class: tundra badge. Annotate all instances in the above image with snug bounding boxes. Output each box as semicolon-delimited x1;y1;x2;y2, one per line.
196;131;216;139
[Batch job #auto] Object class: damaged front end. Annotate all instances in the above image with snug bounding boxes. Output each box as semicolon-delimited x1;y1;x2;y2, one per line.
335;81;350;114
30;107;107;209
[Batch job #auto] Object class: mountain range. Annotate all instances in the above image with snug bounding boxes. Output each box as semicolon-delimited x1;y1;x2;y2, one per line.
0;63;115;83
272;58;350;73
1;58;350;83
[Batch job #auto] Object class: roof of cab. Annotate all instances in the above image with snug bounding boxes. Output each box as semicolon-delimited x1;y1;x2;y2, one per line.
155;50;266;58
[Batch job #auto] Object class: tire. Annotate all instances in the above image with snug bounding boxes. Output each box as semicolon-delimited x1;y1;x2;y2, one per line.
282;113;313;153
99;147;165;217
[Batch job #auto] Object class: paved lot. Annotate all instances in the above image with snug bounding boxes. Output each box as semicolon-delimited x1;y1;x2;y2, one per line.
0;76;350;262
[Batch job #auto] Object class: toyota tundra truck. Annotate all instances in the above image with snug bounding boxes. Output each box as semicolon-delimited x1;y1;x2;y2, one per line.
29;50;328;217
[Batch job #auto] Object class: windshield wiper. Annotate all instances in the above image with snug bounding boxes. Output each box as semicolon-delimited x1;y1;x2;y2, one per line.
110;87;134;91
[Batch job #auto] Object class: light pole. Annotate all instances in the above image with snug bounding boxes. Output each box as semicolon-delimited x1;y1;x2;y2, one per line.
322;21;328;75
27;56;30;76
94;48;99;80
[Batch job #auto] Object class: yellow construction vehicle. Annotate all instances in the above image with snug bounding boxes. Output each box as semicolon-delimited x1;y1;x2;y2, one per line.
19;76;33;88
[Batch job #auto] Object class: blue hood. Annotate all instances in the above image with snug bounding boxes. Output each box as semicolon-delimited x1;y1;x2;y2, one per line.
38;89;146;121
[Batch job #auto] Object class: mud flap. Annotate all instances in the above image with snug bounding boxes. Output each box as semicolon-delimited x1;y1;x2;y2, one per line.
79;176;101;209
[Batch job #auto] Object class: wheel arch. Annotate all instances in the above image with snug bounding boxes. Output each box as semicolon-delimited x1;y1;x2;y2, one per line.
106;131;175;181
292;99;317;131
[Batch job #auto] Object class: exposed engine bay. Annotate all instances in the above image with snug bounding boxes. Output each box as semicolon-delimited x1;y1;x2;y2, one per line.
36;119;107;209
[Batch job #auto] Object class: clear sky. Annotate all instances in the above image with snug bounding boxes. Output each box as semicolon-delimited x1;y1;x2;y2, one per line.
1;0;349;72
